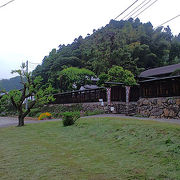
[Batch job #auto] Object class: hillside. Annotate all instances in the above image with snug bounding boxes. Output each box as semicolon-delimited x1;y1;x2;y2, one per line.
33;18;180;89
0;76;22;91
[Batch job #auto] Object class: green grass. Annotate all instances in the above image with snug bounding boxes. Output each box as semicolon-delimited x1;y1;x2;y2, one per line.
1;117;180;179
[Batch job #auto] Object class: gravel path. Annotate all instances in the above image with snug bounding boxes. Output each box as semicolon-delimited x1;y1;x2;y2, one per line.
0;114;180;128
0;117;61;128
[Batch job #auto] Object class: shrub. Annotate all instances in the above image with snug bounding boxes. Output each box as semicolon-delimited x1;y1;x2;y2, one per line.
38;112;52;120
29;108;41;117
62;111;80;126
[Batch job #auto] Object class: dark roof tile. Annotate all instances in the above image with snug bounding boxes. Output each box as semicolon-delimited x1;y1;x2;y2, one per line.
139;63;180;77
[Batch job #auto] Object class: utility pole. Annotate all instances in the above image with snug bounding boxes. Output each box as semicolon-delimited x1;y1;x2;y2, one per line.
25;60;28;110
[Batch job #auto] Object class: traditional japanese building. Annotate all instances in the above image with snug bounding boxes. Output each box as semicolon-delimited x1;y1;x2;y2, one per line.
138;64;180;119
139;64;180;98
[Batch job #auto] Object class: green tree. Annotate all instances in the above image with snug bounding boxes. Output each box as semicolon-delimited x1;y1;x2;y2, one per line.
107;66;136;86
0;64;55;127
97;73;109;87
58;67;95;91
33;18;180;87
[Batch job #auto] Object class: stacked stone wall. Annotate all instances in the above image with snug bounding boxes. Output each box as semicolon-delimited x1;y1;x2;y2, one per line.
137;97;180;119
58;102;137;115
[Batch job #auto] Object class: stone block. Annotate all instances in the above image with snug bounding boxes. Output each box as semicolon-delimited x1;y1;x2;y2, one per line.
143;99;149;105
176;99;180;105
169;110;176;118
164;109;169;117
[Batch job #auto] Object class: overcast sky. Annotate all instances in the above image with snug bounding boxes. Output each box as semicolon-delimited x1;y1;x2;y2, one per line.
0;0;180;79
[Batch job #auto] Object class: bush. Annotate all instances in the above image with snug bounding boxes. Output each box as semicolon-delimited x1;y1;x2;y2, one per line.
62;111;80;126
29;108;41;117
38;112;52;120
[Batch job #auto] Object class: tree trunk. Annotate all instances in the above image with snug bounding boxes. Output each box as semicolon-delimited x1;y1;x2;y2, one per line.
18;115;24;127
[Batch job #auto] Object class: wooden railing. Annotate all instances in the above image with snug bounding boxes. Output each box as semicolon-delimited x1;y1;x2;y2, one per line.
52;88;107;104
52;85;140;104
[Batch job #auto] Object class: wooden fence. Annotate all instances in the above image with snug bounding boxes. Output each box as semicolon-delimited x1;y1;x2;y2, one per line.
52;88;107;104
52;85;140;104
140;76;180;98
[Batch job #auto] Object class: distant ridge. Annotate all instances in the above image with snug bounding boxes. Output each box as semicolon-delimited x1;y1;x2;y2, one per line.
0;76;22;91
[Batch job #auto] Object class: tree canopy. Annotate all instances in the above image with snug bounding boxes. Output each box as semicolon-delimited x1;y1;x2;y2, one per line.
58;67;95;91
30;18;180;91
98;66;136;86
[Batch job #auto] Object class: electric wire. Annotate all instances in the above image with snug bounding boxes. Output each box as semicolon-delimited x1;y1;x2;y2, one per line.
155;14;180;29
124;0;152;20
114;0;139;20
0;0;15;8
29;61;40;65
133;0;158;19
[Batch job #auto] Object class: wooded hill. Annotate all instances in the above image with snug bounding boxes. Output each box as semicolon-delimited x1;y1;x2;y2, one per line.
33;18;180;90
0;76;22;91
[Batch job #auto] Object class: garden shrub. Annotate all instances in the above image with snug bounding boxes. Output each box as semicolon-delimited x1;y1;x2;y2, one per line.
38;112;52;120
0;103;17;116
29;108;41;117
62;111;80;126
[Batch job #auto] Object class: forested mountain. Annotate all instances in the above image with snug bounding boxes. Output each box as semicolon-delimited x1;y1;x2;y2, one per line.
33;18;180;89
0;76;22;91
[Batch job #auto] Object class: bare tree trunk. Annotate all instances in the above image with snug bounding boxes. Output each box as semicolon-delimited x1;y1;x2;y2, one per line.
18;114;24;127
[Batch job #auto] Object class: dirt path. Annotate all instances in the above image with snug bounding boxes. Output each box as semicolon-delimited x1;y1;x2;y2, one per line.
0;117;61;128
0;114;180;128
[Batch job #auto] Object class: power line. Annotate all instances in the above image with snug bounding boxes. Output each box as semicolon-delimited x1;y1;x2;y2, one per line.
114;0;139;20
0;0;15;9
155;14;180;29
133;0;158;19
29;61;40;65
123;0;152;20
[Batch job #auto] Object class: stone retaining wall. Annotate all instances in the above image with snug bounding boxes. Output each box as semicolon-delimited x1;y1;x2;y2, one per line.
137;97;180;119
59;101;137;115
111;102;137;115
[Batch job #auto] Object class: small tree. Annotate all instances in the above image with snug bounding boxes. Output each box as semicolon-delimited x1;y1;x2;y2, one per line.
98;66;136;86
0;64;55;127
58;67;95;91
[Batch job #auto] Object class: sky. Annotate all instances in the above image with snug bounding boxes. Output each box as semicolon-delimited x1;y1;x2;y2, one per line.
0;0;180;79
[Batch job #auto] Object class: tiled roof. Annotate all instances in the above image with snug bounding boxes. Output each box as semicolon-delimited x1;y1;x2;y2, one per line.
139;63;180;77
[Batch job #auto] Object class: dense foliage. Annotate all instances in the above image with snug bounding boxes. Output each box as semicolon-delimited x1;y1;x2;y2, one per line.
33;18;180;90
59;67;95;91
62;111;80;126
97;66;136;86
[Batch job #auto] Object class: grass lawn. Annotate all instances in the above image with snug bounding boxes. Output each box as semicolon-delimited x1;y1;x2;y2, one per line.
0;117;180;180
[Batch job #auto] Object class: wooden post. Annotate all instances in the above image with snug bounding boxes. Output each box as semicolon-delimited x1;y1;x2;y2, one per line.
106;88;111;113
125;86;130;115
